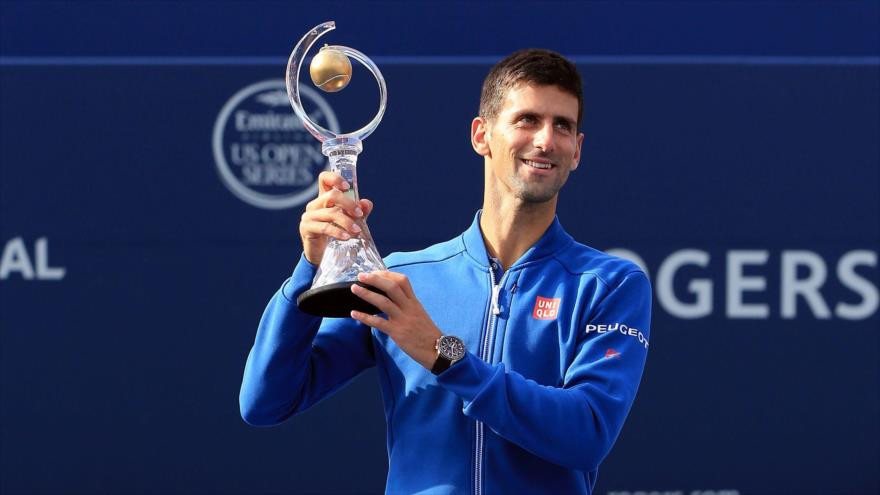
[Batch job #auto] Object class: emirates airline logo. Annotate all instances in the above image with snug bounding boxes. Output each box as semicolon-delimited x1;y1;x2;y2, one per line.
212;80;339;209
532;296;561;320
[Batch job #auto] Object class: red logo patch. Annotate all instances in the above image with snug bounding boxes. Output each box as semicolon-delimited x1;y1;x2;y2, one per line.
532;296;561;320
605;348;621;359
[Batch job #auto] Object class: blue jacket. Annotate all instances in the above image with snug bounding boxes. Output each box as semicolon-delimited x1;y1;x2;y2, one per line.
240;212;652;494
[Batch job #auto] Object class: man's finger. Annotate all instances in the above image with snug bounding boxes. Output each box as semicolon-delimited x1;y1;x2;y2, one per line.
301;220;351;240
360;198;374;219
318;171;350;193
351;283;398;316
321;189;364;218
304;195;324;212
304;208;362;237
388;272;415;299
357;272;409;304
350;310;391;334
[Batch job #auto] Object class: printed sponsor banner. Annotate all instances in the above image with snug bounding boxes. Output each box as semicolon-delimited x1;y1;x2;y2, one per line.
213;80;339;209
1;52;876;494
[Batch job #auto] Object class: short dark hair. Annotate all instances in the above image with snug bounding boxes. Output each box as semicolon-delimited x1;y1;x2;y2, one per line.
479;49;583;127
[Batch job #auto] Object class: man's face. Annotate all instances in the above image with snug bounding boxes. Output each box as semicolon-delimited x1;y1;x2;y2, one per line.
474;83;584;204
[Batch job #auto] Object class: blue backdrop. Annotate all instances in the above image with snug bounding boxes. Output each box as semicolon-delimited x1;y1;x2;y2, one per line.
1;2;878;494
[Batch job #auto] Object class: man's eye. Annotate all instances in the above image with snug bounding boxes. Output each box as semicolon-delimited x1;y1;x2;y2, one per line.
555;122;573;132
518;115;537;125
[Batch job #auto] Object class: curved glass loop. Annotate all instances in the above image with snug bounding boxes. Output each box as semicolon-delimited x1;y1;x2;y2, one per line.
285;21;387;143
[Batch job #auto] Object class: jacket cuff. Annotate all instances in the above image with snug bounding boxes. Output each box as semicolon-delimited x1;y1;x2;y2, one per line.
435;352;499;406
281;253;319;302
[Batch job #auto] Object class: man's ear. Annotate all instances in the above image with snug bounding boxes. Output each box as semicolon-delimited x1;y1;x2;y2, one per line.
471;117;491;157
571;132;585;171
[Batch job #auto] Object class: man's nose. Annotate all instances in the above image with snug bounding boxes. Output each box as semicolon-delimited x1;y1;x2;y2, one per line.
533;121;556;153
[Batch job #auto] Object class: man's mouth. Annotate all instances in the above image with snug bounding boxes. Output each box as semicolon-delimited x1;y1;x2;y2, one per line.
522;158;554;170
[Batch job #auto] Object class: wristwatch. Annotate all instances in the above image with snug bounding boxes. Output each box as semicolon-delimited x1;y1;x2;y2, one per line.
431;335;466;375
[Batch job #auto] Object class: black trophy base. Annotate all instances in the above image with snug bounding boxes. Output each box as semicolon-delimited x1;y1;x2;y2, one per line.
296;281;387;318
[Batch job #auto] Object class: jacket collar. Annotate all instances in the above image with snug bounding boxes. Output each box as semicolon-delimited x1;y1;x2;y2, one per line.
461;210;573;270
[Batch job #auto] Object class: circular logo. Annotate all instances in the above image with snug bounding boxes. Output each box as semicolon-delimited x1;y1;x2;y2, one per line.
213;79;340;209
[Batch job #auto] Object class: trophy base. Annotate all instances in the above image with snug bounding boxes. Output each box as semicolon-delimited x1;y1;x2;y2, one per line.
296;281;387;318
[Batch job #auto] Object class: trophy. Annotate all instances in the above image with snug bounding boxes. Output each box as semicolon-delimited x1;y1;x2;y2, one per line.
286;21;387;318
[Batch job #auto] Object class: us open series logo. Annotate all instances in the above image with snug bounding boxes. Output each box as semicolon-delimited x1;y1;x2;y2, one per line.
212;79;340;209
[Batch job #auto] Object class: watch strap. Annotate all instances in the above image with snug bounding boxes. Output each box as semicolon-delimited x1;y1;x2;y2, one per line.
431;354;454;375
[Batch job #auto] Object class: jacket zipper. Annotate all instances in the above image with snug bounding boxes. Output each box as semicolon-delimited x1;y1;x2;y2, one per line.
475;267;504;495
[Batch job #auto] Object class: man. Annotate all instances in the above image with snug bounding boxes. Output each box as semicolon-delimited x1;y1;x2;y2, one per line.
240;49;651;494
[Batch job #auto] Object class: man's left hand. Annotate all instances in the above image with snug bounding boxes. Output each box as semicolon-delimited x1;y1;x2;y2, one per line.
350;271;443;370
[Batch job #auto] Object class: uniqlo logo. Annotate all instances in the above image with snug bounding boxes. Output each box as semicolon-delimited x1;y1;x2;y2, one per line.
532;296;561;320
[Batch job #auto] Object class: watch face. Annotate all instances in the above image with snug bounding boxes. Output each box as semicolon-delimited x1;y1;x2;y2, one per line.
438;336;466;361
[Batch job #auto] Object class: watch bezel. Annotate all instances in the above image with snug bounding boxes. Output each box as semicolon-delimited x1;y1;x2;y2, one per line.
436;335;465;362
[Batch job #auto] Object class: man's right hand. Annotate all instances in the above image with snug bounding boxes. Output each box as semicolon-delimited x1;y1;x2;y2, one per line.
300;171;374;266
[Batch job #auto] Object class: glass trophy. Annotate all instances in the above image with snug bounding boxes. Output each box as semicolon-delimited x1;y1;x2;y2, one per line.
286;21;387;318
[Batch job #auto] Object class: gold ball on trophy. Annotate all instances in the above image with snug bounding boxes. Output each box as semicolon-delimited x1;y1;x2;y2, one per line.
310;45;352;92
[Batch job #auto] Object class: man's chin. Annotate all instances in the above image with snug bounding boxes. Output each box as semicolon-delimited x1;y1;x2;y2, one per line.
517;188;559;204
507;174;565;204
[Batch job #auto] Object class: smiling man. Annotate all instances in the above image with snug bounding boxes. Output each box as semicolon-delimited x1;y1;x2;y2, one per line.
240;49;652;494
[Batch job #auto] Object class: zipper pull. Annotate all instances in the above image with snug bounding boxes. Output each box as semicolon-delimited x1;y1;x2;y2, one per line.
492;284;502;315
511;281;517;293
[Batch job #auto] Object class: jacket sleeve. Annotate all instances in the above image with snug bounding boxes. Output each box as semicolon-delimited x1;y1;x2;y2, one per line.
436;270;651;472
239;254;376;426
